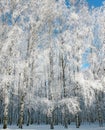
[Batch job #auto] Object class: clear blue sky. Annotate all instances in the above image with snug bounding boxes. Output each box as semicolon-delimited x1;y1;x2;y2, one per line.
65;0;105;8
87;0;105;7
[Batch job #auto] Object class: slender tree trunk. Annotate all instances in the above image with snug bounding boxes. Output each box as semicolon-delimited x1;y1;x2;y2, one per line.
55;107;58;125
37;111;40;125
30;109;34;124
76;114;80;128
27;109;30;126
50;111;54;129
96;92;103;127
49;49;54;129
98;106;103;127
61;54;68;128
63;107;68;129
10;93;13;125
3;88;9;129
18;96;24;129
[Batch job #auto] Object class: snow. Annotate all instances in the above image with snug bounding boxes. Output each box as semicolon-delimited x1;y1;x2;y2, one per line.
0;124;104;130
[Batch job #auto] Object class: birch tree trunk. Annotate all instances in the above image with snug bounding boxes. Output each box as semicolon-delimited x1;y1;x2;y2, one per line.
97;96;103;127
49;51;54;129
50;112;54;129
98;107;103;127
94;91;103;127
63;108;68;129
76;114;80;128
18;95;24;129
27;109;30;126
61;54;68;128
3;87;9;129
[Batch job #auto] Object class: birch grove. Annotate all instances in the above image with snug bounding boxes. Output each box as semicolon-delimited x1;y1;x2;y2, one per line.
0;0;105;129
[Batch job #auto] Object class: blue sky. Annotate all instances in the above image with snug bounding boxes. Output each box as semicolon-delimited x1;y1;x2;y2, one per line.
65;0;105;9
87;0;105;7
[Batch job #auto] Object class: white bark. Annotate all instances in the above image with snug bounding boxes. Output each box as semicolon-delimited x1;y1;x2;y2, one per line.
3;87;9;129
18;95;24;129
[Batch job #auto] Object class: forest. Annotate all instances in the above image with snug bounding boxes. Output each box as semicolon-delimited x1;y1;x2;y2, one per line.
0;0;105;129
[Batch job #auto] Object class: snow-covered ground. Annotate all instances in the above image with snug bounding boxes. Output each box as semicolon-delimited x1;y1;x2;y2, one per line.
0;124;105;130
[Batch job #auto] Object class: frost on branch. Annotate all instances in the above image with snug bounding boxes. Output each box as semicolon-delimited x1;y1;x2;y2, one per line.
58;97;80;115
